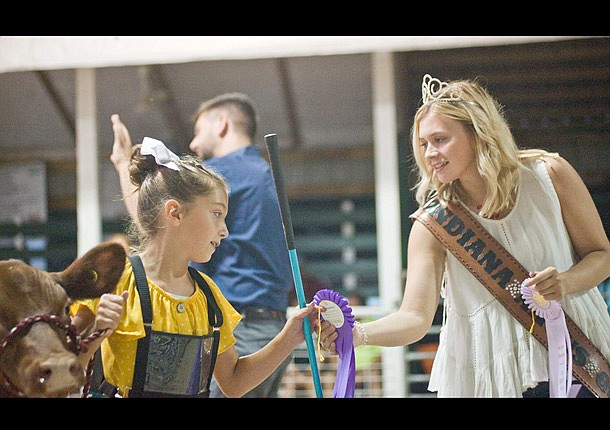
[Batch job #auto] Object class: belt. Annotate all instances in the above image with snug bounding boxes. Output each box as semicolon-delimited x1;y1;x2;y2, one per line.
239;307;286;320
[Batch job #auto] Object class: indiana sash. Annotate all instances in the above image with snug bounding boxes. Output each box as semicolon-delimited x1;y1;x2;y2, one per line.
410;198;610;398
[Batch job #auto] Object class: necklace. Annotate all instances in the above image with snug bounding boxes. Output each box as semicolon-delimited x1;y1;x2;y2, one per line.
472;201;501;219
458;188;500;219
467;196;484;212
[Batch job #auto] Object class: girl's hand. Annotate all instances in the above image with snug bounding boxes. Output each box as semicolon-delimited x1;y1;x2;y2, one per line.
283;303;319;348
94;291;128;336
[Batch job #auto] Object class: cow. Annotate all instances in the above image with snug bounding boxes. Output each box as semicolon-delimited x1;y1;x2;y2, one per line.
0;241;126;398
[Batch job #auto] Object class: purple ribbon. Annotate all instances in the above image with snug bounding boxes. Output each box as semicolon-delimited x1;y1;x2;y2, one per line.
313;289;356;398
520;283;575;397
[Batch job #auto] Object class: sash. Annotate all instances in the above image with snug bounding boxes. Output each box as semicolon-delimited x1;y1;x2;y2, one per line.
410;198;610;398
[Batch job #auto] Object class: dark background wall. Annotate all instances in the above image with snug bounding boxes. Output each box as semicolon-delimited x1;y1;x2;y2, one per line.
1;37;609;300
396;38;610;268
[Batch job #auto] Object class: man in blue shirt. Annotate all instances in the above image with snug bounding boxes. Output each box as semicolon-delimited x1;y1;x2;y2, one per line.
188;93;294;397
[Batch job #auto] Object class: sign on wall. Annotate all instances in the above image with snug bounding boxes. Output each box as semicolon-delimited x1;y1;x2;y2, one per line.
0;161;47;224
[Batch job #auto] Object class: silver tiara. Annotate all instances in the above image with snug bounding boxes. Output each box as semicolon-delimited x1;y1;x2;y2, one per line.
421;74;463;104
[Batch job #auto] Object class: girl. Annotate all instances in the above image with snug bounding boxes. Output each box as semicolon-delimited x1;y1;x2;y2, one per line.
72;137;317;397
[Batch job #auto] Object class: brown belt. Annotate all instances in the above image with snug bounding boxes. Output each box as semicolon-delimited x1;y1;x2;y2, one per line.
411;198;610;398
239;307;286;320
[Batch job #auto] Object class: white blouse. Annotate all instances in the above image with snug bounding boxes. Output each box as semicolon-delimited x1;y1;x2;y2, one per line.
426;159;610;397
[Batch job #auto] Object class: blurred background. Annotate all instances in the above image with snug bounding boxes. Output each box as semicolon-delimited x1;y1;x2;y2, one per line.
1;36;608;396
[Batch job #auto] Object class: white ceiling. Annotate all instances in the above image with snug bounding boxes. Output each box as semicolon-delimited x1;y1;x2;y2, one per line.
0;36;580;162
0;36;576;73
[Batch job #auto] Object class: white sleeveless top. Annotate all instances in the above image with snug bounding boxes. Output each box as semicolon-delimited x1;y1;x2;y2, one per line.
426;159;610;397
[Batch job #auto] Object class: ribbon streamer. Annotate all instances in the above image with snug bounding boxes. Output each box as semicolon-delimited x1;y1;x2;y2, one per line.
313;289;356;398
520;283;574;397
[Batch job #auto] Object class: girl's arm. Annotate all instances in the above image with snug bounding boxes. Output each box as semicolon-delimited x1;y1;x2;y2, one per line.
71;292;127;367
211;303;317;398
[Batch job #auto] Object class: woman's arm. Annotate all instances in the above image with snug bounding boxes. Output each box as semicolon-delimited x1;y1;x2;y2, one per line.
355;220;445;347
527;155;610;300
320;220;446;353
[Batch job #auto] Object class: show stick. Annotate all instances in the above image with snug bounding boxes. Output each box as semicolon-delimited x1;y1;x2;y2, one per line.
264;133;323;398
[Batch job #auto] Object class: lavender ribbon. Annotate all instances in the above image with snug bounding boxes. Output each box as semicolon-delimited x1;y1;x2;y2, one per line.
521;283;574;397
313;289;356;398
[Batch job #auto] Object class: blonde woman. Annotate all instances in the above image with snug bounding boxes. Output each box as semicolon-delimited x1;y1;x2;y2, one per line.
320;74;610;397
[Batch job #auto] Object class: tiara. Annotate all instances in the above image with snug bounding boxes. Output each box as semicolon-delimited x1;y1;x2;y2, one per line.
421;74;463;104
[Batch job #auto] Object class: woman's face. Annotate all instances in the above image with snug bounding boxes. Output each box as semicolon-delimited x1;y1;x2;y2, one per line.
183;188;229;263
418;110;477;185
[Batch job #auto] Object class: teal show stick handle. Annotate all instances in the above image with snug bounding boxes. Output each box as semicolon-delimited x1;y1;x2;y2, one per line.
264;133;323;398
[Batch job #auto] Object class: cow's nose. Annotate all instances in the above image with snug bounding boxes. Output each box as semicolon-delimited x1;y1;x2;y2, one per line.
36;355;84;396
38;356;82;379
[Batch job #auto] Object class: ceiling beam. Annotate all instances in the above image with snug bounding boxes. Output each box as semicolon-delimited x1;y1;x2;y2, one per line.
148;64;192;153
36;70;75;138
276;58;303;149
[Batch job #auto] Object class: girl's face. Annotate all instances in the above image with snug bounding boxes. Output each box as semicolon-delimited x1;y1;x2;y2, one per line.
183;188;229;263
418;111;477;185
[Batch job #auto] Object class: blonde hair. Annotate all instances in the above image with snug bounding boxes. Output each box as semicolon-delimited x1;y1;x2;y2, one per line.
410;76;556;218
127;144;229;251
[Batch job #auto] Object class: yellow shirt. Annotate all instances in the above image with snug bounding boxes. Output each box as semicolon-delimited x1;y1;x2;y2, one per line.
74;258;241;397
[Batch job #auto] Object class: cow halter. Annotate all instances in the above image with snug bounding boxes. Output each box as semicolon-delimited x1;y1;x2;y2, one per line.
0;313;103;398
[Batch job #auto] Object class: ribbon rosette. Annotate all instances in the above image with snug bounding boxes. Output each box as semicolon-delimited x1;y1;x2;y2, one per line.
313;289;356;398
520;283;575;397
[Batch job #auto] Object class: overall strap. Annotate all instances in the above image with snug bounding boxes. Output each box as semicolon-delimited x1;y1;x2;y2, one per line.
410;198;610;398
188;266;223;328
128;254;152;398
188;266;223;392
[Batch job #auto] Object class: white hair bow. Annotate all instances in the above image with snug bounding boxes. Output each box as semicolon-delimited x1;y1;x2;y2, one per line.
141;137;180;171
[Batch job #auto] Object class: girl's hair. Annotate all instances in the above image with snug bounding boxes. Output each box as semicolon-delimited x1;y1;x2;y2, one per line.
126;144;228;250
410;76;555;218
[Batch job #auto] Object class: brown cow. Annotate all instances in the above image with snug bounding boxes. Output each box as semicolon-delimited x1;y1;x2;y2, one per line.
0;241;126;398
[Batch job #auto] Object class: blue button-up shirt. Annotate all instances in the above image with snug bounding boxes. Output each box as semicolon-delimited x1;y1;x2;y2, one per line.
191;145;293;312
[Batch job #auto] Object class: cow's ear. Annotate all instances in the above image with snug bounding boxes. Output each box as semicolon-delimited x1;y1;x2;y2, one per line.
56;242;126;299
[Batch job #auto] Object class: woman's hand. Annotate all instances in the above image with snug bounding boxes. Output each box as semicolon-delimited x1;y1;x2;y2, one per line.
523;268;568;301
318;319;339;355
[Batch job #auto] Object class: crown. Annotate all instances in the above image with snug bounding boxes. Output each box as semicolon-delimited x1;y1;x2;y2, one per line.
421;74;463;104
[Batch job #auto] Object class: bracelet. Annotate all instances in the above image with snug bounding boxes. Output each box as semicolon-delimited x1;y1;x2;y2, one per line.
354;321;368;347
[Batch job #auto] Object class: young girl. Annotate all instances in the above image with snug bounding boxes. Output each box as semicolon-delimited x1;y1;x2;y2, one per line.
71;137;317;398
320;74;610;397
